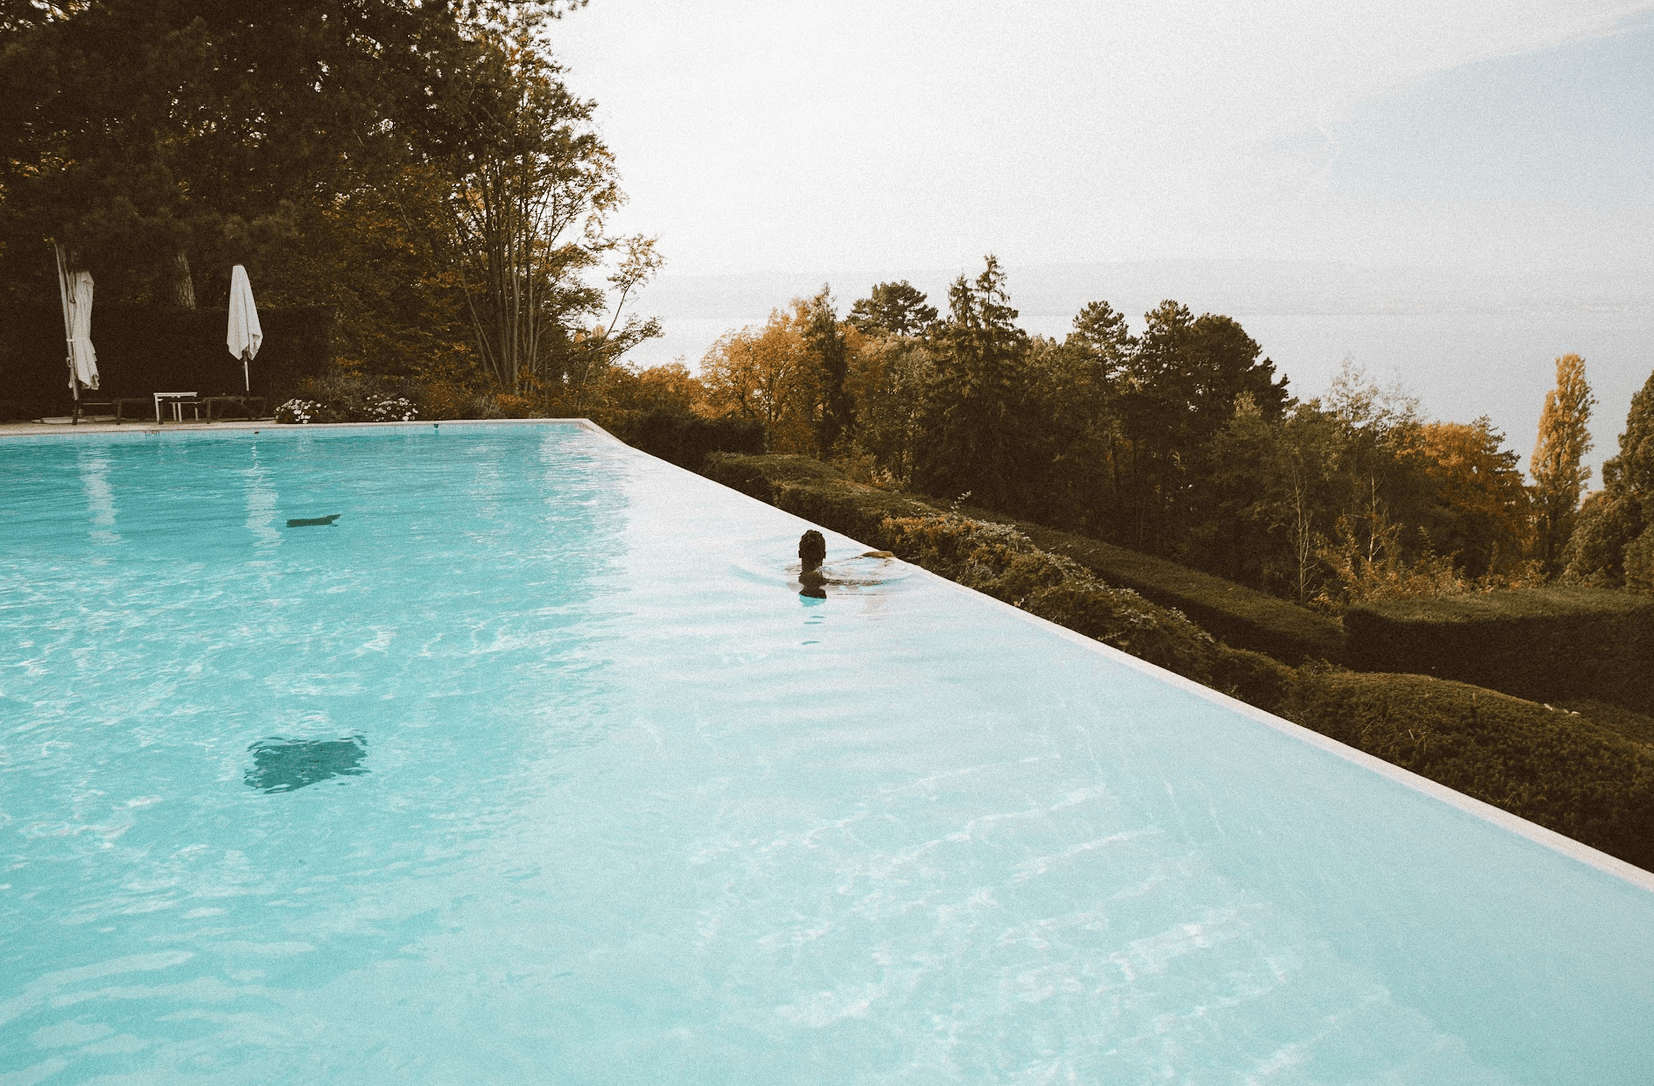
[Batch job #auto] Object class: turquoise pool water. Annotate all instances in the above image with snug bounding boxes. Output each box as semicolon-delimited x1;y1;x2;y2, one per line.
3;421;1652;1084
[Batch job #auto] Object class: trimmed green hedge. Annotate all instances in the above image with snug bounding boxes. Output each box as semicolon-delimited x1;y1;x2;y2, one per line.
1286;669;1654;872
878;511;1221;683
1345;587;1654;714
606;411;766;472
705;453;935;542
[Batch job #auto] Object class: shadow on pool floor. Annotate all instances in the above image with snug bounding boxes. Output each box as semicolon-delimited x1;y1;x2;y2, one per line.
245;735;368;793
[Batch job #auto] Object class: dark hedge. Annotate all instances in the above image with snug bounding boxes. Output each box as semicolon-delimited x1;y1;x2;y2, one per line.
702;452;1272;691
701;454;1654;869
704;453;931;540
699;453;1654;870
1345;587;1654;714
605;411;766;472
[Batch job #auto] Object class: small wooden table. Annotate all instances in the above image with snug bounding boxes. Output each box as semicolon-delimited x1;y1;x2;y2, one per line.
154;392;203;423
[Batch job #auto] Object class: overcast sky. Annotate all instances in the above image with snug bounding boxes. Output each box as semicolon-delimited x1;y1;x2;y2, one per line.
553;1;1654;281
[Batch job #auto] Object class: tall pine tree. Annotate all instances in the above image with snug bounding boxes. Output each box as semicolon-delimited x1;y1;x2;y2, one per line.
1564;366;1654;589
917;256;1028;508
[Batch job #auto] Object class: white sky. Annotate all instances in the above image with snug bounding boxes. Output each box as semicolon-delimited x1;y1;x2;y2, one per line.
552;0;1654;279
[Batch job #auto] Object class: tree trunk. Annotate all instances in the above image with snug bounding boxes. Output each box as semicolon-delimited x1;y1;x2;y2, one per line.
172;251;197;309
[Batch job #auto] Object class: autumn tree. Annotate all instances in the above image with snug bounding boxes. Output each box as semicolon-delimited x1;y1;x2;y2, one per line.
413;16;658;394
0;0;464;304
1529;353;1596;575
842;319;934;486
699;303;816;453
0;0;655;393
1192;363;1479;606
600;361;707;417
1199;398;1347;600
1411;418;1532;578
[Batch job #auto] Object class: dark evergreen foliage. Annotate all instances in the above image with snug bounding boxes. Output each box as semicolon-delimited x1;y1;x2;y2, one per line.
914;256;1030;509
1564;368;1654;590
0;303;333;414
846;280;938;337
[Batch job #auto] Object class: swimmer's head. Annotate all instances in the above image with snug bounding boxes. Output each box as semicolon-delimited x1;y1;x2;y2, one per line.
798;530;826;571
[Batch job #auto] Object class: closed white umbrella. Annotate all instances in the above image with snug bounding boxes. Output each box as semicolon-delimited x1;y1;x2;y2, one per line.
54;242;99;422
227;264;262;392
69;271;99;390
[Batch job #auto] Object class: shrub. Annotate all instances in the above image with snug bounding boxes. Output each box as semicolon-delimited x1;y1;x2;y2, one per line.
273;371;421;423
1210;646;1295;714
274;398;323;425
365;397;418;422
701;453;1222;685
707;453;1340;665
704;452;928;543
875;512;1219;683
274;378;420;424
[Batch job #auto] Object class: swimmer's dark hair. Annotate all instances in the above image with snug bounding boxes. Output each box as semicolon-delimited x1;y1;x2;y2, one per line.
798;530;826;570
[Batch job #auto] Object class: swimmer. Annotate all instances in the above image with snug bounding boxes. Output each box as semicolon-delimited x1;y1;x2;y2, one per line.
796;531;896;598
798;530;828;598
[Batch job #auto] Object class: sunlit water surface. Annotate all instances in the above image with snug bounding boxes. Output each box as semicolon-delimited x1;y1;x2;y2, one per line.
3;422;1652;1084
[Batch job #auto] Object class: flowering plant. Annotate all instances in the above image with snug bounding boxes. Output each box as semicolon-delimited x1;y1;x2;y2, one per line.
275;398;323;424
366;397;418;422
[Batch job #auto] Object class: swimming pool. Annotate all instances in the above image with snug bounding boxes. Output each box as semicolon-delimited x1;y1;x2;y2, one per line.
3;420;1652;1083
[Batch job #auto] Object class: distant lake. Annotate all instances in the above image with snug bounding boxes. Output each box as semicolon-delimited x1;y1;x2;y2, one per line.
623;263;1654;485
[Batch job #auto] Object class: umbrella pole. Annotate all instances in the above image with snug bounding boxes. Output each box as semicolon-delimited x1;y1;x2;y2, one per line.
54;242;80;425
243;349;250;392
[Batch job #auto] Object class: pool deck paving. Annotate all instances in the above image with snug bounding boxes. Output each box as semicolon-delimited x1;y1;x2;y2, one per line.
0;417;273;437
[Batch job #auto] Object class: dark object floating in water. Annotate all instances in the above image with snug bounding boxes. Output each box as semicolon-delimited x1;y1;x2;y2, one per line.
286;514;341;528
245;735;367;793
